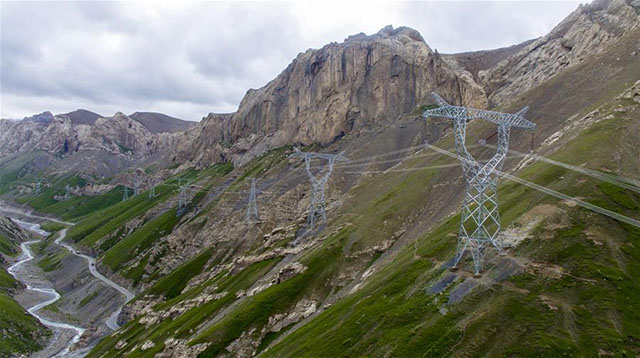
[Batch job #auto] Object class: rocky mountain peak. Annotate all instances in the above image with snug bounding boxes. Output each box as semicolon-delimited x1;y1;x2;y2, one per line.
172;25;485;167
129;112;194;134
375;25;426;43
64;109;103;125
23;111;54;124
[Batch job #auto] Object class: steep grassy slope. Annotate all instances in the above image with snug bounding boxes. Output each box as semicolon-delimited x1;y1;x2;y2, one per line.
83;91;639;357
258;28;640;357
0;227;51;357
82;24;640;357
263;99;640;357
0;151;57;196
0;293;51;357
11;174;128;221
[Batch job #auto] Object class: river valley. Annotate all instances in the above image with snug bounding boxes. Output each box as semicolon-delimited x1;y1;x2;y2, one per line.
1;204;135;357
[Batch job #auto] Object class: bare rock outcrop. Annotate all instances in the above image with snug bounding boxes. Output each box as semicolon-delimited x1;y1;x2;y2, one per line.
0;112;186;177
224;299;318;358
172;25;488;168
476;0;640;105
0;112;181;159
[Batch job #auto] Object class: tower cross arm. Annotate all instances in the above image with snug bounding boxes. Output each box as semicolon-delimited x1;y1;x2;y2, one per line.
291;147;347;162
423;92;536;130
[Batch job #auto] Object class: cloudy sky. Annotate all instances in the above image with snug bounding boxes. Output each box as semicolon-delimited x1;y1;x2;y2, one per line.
1;1;582;121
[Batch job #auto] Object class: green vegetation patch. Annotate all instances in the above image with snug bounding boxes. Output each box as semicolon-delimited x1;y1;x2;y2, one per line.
39;221;67;233
68;183;175;247
0;270;19;293
79;291;99;307
37;250;67;272
0;293;50;356
192;228;351;357
87;258;278;358
0;234;18;256
597;182;639;210
102;208;179;271
149;248;213;300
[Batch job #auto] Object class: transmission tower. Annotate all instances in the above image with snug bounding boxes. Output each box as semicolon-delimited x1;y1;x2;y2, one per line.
122;186;129;201
148;179;157;199
246;178;260;224
423;93;535;276
64;184;71;201
292;147;345;230
134;178;141;196
35;177;43;194
177;180;190;216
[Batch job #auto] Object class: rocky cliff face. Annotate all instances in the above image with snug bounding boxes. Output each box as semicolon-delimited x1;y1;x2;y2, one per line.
472;0;640;105
0;112;182;159
172;25;488;167
174;0;639;168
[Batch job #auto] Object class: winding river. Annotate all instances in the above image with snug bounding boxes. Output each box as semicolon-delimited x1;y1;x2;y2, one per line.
2;205;135;356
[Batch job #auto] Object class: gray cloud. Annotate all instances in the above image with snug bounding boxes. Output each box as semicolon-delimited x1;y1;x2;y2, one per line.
1;1;581;121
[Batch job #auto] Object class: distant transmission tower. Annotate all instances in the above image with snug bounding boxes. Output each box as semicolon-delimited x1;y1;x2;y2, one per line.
134;178;141;196
148;179;157;199
423;93;535;276
292;147;345;230
122;186;129;201
177;180;190;216
35;177;43;194
246;178;260;224
64;184;71;201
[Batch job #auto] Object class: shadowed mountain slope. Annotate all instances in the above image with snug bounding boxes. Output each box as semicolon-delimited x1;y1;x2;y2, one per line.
129;112;195;134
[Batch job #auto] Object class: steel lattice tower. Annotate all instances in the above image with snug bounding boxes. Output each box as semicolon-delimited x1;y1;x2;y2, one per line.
148;179;157;199
64;184;71;201
122;186;129;201
35;177;43;195
177;180;190;216
292;147;345;230
134;178;141;196
246;178;260;223
423;93;535;275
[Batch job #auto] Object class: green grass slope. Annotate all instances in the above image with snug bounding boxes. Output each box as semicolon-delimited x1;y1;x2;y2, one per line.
0;294;51;357
84;87;639;358
76;25;640;358
0;231;51;357
261;85;640;357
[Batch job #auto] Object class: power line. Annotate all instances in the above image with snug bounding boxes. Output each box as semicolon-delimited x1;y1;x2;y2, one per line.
482;143;640;194
425;142;640;229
